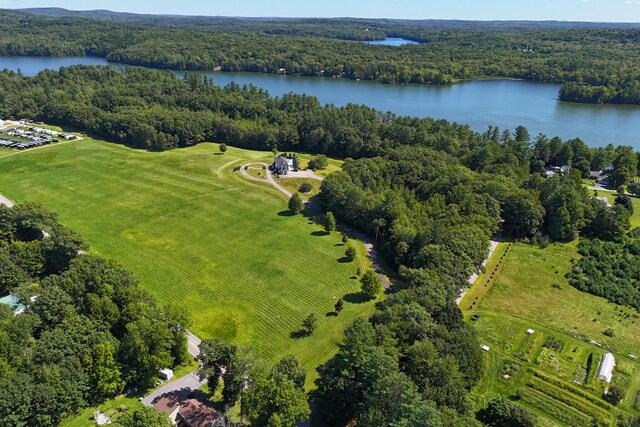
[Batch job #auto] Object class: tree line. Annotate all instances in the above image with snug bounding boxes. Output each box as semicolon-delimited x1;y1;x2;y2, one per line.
0;203;186;426
1;10;640;104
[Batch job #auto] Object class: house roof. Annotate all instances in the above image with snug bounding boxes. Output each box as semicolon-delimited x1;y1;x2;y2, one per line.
178;398;221;427
153;391;186;415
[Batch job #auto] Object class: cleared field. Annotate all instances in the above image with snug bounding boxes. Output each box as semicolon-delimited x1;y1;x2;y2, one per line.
0;138;376;384
464;242;640;424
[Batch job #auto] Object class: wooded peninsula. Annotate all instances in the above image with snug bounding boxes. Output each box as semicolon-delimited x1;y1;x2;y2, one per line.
1;9;640;105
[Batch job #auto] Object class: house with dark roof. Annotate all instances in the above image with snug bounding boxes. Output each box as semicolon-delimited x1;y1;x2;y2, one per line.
273;155;294;175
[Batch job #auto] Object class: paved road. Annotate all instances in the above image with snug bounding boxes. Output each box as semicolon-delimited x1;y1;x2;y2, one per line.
140;370;207;407
186;331;202;358
0;194;13;207
240;162;393;290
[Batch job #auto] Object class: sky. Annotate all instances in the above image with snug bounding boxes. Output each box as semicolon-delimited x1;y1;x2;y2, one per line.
7;0;640;22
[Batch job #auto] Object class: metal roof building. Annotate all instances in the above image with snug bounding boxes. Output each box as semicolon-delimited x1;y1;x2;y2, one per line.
597;352;616;383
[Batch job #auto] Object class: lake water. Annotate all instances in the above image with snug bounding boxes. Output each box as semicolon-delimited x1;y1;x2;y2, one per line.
364;37;420;46
0;56;639;148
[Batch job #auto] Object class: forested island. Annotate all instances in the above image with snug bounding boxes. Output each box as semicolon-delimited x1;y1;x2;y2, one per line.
1;9;640;104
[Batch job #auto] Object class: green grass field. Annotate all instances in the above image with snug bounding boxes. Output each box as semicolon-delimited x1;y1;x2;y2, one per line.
463;242;640;425
0;138;377;386
275;177;322;200
61;396;144;427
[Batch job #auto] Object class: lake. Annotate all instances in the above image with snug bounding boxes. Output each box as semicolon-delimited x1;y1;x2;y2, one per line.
363;37;420;46
0;56;639;148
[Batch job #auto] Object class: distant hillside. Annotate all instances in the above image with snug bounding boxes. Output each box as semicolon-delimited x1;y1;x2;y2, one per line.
14;7;640;30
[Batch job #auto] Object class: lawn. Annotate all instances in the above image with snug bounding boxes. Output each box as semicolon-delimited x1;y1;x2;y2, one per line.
61;396;144;427
463;242;640;424
0;138;377;386
274;177;322;200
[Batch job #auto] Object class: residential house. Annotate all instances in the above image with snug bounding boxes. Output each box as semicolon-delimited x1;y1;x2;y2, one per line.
154;392;222;427
273;155;294;175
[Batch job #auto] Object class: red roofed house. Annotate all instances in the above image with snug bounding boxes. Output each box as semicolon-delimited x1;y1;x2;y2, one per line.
153;391;222;427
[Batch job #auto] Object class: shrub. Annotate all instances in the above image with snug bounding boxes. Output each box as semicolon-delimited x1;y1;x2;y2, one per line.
604;385;625;405
298;182;312;193
603;328;615;337
543;336;565;352
301;313;318;336
345;246;356;262
219;143;227;153
323;212;336;233
310;154;328;170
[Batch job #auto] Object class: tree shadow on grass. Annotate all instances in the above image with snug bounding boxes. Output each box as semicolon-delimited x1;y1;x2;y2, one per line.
334;243;345;247
344;292;369;304
311;230;329;237
278;210;296;217
326;311;337;317
337;256;352;264
214;153;224;156
290;330;308;339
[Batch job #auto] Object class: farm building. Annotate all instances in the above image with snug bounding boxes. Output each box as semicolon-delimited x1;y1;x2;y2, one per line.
595;197;612;208
596;352;616;383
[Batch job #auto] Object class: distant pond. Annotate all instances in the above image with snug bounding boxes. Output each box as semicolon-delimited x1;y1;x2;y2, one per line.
1;55;639;149
363;37;420;46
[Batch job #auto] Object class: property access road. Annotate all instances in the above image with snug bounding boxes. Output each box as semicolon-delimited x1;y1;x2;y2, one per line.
240;162;392;290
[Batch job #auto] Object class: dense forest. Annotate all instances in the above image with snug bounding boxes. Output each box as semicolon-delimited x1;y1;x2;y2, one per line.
0;203;186;426
570;233;640;311
1;10;640;104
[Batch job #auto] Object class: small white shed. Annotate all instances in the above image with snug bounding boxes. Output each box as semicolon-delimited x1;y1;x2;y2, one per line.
159;368;174;381
526;329;535;334
481;345;490;352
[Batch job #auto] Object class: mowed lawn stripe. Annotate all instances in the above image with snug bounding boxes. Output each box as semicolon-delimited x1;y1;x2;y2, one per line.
0;139;374;381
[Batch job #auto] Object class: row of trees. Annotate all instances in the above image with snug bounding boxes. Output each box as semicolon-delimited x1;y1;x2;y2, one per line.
2;10;640;104
0;204;187;427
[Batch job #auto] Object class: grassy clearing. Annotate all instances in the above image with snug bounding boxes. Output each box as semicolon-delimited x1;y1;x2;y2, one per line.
245;164;268;180
295;153;343;178
475;242;640;355
0;138;376;386
599;192;640;228
466;241;640;424
274;177;322;200
61;396;144;427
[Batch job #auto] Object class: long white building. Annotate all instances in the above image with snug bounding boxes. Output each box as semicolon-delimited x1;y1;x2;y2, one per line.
596;352;615;383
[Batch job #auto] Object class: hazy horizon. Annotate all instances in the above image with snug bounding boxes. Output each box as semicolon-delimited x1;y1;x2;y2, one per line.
7;0;640;23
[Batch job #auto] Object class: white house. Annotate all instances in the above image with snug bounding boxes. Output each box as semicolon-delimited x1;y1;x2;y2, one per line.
273;155;294;175
597;353;615;383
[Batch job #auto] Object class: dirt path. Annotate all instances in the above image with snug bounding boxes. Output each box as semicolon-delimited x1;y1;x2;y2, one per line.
0;138;82;160
240;162;393;290
456;238;500;305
